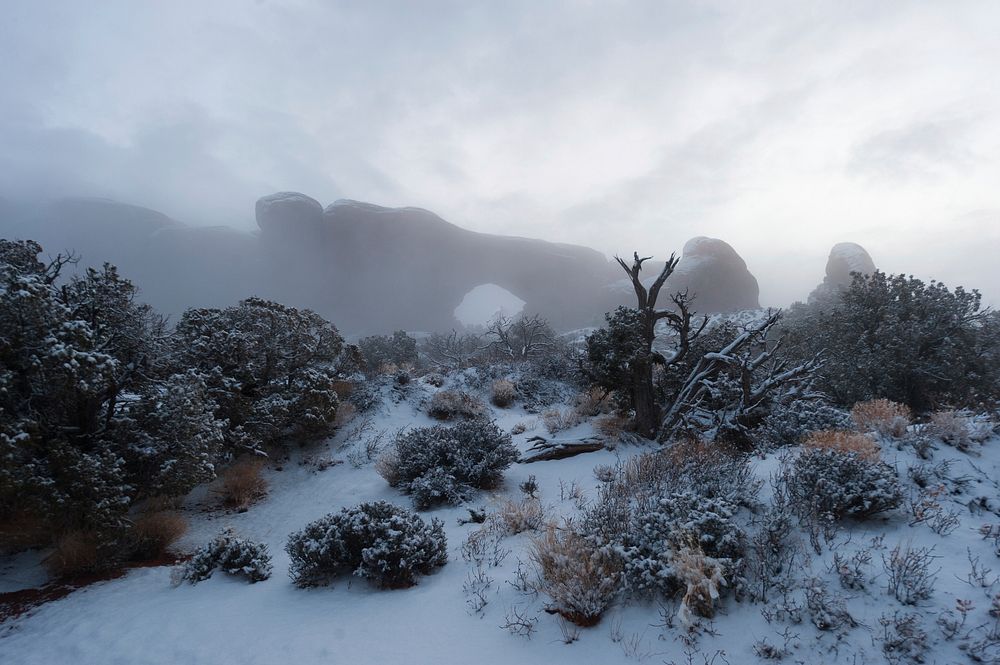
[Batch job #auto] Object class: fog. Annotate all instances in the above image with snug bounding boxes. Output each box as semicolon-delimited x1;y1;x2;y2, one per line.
2;0;999;320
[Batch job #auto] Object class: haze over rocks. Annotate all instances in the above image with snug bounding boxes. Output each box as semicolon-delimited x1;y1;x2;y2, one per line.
1;191;774;332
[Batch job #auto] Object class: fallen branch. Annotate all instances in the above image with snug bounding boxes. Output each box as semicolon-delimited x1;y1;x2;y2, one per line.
520;436;606;463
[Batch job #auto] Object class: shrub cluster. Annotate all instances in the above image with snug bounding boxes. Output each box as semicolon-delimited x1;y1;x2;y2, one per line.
779;271;998;411
782;447;902;521
285;501;447;588
755;399;850;447
0;240;351;550
180;529;272;584
377;420;518;509
357;330;418;373
543;440;759;625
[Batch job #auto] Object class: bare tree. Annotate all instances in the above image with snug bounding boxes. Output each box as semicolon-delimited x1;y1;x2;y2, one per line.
421;329;486;369
587;251;821;444
606;252;708;438
484;313;556;362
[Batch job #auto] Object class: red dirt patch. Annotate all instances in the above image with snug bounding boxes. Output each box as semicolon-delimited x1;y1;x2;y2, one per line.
0;554;188;623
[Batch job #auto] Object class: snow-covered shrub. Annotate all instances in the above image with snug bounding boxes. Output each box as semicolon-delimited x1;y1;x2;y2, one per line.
427;390;487;421
779;271;997;411
126;370;226;499
601;491;746;598
581;440;752;601
883;543;938;605
490;379;517;408
128;511;187;560
879;612;929;664
755;399;850;447
514;374;574;413
832;548;872;591
926;410;994;451
285;501;447;588
782;447;902;521
180;529;272;584
348;379;383;413
171;297;344;451
423;373;446;387
851;399;912;439
220;458;268;511
804;579;856;631
530;525;622;626
377;419;518;509
357;330;418;374
745;496;800;603
803;429;881;461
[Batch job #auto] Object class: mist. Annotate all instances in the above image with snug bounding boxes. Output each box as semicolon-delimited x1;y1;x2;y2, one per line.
3;0;999;318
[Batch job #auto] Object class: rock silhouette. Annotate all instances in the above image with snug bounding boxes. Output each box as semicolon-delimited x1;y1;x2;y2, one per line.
0;192;763;332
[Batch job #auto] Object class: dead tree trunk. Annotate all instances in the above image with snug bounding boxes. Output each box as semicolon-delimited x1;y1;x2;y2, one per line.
614;252;707;439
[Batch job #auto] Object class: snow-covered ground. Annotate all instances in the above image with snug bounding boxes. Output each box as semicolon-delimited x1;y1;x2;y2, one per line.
2;375;999;665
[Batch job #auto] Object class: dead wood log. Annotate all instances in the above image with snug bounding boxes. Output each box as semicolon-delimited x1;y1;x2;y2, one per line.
519;435;606;463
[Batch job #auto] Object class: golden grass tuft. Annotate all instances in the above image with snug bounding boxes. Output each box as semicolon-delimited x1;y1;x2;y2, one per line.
490;379;517;408
803;429;881;461
130;511;188;560
45;530;100;578
497;498;545;535
530;524;622;627
851;399;912;438
220;458;268;511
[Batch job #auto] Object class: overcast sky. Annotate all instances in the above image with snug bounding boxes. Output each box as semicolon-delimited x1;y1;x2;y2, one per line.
2;0;999;306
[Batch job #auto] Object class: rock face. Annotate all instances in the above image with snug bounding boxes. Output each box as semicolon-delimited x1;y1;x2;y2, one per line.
255;192;323;235
809;242;877;303
1;192;763;332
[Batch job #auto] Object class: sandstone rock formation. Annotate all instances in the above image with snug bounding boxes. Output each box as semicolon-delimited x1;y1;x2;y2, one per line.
808;242;877;304
0;191;763;332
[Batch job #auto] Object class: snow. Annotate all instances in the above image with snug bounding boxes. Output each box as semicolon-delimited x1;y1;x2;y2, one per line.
3;376;1000;665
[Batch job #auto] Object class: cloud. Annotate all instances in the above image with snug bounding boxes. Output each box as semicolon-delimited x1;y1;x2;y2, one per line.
1;0;1000;306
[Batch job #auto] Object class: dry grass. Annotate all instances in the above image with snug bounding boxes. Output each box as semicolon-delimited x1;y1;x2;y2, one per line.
220;458;268;511
45;530;100;578
428;390;487;420
542;408;583;434
530;524;622;626
803;429;881;462
374;448;402;487
129;511;188;560
594;414;629;440
491;379;517;408
331;380;354;400
851;399;912;438
673;544;727;625
497;498;545;535
573;388;611;418
927;410;973;450
333;401;357;428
